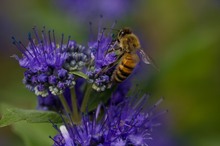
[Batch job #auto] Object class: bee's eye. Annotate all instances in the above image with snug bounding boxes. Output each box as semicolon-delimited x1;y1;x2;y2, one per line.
119;31;124;37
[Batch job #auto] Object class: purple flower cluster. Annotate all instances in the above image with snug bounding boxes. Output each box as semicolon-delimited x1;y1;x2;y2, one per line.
13;27;91;97
52;95;165;146
13;24;120;97
12;23;167;145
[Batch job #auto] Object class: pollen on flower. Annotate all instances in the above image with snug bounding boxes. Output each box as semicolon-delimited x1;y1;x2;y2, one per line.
63;41;91;71
13;27;89;97
60;125;74;145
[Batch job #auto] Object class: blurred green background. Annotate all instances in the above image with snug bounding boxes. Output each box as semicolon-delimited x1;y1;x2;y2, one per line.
0;0;219;145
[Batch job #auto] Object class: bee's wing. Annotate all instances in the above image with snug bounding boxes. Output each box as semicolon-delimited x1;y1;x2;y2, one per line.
139;49;159;71
139;49;151;64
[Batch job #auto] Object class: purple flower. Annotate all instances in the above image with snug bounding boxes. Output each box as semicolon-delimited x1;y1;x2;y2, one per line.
13;27;91;97
86;21;119;92
51;95;166;145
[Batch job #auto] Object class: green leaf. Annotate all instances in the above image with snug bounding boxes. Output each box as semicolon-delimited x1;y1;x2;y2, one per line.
70;71;88;79
88;85;118;111
12;121;57;146
0;104;62;127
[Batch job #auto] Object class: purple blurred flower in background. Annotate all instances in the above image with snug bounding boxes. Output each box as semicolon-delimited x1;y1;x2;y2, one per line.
51;95;166;146
53;0;138;22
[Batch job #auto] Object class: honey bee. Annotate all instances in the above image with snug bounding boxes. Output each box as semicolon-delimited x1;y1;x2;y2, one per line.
97;27;157;84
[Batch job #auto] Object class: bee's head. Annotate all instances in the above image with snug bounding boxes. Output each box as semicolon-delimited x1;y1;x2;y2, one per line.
117;27;132;39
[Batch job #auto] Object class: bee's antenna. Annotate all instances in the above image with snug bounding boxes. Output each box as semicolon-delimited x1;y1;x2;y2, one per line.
107;20;118;36
98;14;103;38
52;29;56;45
97;28;105;58
103;27;120;32
89;21;94;40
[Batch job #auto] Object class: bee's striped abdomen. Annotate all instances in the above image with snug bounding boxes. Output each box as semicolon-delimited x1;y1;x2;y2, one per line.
113;53;139;83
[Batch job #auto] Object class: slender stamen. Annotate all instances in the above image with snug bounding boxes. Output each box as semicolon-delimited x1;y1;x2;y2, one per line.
49;136;60;145
148;97;164;113
59;112;69;132
103;27;120;32
28;35;39;56
12;37;29;58
19;41;34;58
49;119;61;132
60;33;64;50
12;36;33;58
40;40;47;62
56;33;64;65
133;96;147;111
91;112;94;135
150;110;168;121
78;115;86;133
107;20;117;36
98;14;103;38
42;26;48;46
117;103;125;132
96;15;104;58
28;33;40;64
66;36;71;49
72;124;83;142
67;114;76;137
89;21;94;41
96;28;106;59
98;114;108;133
32;26;41;44
48;30;53;52
133;94;148;109
128;107;144;128
82;115;89;135
52;29;56;45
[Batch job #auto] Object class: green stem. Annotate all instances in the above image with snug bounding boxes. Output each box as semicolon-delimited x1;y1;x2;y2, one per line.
70;88;80;123
58;94;72;119
80;84;92;113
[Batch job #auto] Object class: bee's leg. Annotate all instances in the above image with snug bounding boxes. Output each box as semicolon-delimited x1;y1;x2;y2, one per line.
95;53;124;77
104;41;121;56
104;46;121;56
108;70;116;88
95;60;118;77
104;47;114;56
107;81;113;89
